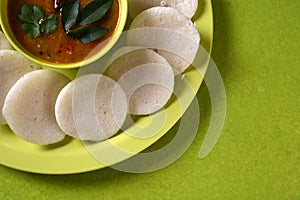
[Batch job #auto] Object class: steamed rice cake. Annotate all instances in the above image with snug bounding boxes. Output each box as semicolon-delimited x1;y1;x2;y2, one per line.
2;70;70;145
105;48;174;115
129;7;200;74
55;74;127;141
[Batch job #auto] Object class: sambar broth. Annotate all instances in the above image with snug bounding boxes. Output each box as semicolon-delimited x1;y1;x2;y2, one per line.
7;0;119;64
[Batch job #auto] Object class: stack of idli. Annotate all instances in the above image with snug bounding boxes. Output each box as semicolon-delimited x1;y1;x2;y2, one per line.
53;2;201;142
100;1;201;117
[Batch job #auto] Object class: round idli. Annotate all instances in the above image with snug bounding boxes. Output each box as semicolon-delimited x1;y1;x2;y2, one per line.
55;74;127;141
104;48;174;115
129;7;200;74
0;50;40;124
128;0;198;19
0;31;13;50
104;47;171;80
2;70;70;145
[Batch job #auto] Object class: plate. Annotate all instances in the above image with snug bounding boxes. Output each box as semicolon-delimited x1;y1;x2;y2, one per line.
0;0;213;174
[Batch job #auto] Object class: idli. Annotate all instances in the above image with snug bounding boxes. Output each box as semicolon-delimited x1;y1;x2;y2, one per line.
104;48;174;115
2;70;70;145
105;47;170;80
128;0;198;19
129;7;200;74
55;74;127;141
0;50;40;124
0;31;12;50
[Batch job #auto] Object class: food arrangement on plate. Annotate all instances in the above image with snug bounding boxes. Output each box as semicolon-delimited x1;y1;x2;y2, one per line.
0;0;213;173
1;0;199;144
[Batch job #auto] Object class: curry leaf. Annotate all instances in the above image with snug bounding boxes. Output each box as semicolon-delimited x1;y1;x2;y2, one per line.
61;0;80;31
79;0;113;26
68;26;109;44
41;14;58;34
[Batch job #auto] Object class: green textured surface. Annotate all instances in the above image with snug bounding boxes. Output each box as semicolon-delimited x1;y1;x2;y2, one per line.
1;0;299;199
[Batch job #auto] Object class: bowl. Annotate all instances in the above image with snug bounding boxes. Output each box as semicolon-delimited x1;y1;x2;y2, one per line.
0;0;128;69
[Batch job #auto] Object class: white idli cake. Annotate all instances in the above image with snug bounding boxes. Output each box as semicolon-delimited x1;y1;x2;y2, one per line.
0;31;13;50
55;74;127;141
105;48;174;115
0;50;40;124
2;70;70;145
128;0;198;19
129;7;200;74
118;63;175;115
105;47;171;80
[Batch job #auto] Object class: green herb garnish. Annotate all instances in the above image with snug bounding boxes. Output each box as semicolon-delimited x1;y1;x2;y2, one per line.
19;5;58;38
61;0;113;43
68;26;109;44
79;0;113;26
41;14;58;34
61;0;80;31
18;0;113;43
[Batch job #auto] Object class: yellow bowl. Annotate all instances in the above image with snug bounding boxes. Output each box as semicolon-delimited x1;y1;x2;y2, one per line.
0;0;128;69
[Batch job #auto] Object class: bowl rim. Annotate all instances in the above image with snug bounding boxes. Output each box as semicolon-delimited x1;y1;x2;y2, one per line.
0;0;128;69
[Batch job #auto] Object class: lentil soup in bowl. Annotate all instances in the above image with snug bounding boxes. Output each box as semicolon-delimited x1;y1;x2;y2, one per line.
0;0;127;68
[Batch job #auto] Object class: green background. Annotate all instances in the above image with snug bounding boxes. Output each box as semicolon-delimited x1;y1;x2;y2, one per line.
1;0;299;199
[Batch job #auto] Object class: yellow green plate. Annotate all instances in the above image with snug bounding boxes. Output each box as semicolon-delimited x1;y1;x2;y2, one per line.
0;0;213;174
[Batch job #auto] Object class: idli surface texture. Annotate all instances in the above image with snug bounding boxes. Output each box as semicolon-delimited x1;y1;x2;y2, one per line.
55;74;127;141
0;31;12;50
0;50;40;124
105;48;174;115
128;0;198;19
2;70;70;145
129;7;200;74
